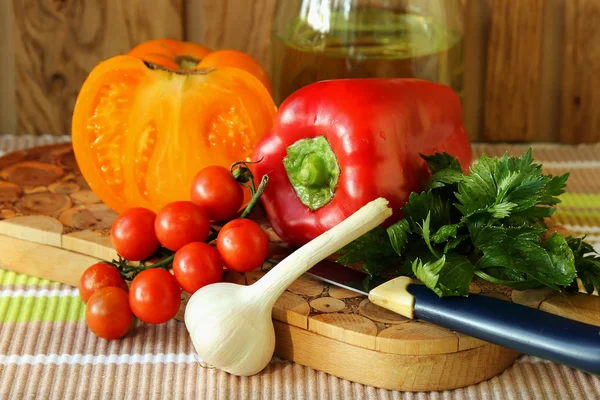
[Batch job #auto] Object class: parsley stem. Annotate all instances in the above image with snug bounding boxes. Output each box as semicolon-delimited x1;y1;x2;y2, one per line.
425;241;441;259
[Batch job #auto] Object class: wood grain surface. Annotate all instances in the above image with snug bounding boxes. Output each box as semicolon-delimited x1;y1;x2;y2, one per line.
12;0;184;136
273;321;519;392
0;0;16;135
537;0;565;144
2;0;600;143
483;0;545;142
462;0;489;142
186;0;276;68
2;143;600;390
561;0;600;144
0;225;520;391
0;230;521;391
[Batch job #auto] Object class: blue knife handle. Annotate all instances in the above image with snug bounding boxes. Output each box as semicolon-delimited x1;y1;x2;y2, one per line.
407;284;600;375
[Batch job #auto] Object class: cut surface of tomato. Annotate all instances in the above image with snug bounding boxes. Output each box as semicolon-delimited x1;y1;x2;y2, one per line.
72;56;276;213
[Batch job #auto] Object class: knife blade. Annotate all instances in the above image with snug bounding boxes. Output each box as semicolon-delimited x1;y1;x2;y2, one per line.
306;261;600;376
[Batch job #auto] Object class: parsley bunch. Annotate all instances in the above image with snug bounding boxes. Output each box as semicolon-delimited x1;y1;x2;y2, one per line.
337;149;600;297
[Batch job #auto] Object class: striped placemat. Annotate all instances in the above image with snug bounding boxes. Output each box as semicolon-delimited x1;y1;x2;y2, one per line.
1;136;599;399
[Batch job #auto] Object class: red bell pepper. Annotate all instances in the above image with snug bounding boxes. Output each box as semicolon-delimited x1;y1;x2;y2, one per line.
252;79;472;246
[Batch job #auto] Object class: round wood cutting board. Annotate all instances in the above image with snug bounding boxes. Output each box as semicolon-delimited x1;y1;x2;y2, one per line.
1;144;599;391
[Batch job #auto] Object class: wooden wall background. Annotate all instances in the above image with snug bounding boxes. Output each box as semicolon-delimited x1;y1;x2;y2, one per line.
0;0;598;143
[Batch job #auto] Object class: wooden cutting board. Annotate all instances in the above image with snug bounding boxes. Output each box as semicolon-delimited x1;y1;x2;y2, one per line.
0;144;598;391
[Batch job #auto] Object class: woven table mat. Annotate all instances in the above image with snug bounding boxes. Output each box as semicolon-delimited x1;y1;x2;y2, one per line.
0;135;599;400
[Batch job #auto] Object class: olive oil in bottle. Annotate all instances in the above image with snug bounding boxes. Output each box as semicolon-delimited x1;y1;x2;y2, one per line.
271;8;464;105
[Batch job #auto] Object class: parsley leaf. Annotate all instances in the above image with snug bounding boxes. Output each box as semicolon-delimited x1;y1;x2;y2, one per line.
432;222;463;244
402;191;450;233
567;236;600;294
421;152;462;173
399;239;439;276
444;235;468;253
567;236;597;257
387;219;411;256
425;169;465;190
471;225;545;250
419;212;438;257
335;147;595;299
454;154;498;217
422;152;464;190
543;233;577;285
475;233;576;289
455;149;568;221
336;227;398;277
575;258;600;295
506;206;556;224
412;255;474;297
539;173;570;206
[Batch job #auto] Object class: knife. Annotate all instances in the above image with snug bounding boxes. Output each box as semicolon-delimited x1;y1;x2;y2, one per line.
306;262;600;376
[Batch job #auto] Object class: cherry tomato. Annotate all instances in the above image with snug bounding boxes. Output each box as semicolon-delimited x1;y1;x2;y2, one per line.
111;207;160;261
129;268;181;324
154;201;211;251
173;242;223;294
79;263;128;303
190;166;244;221
216;218;268;272
86;286;133;340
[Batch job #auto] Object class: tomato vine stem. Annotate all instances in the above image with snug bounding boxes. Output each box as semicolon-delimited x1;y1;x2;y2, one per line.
230;158;269;218
240;175;269;218
109;159;269;282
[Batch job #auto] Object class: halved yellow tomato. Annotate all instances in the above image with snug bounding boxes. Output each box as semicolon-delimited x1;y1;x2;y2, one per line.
127;39;272;94
127;39;211;70
72;55;276;213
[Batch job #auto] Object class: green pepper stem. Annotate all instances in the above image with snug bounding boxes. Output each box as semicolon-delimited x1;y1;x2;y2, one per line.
283;136;340;211
298;154;329;188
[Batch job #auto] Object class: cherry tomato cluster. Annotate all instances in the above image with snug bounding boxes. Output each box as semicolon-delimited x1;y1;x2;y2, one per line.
79;165;269;340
